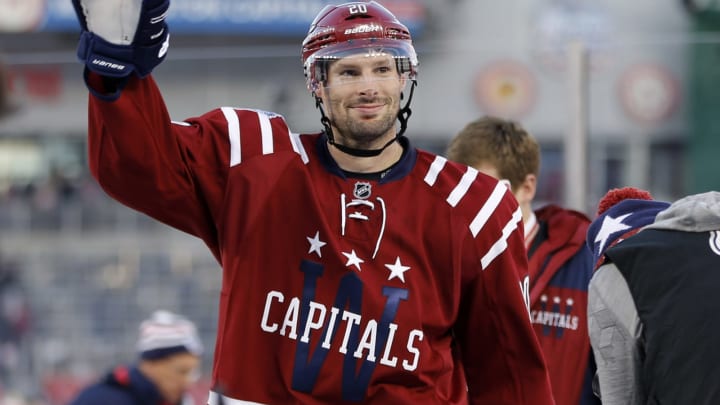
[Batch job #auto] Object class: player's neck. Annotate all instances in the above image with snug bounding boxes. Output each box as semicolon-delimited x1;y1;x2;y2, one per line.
523;209;539;247
520;202;534;224
329;137;404;174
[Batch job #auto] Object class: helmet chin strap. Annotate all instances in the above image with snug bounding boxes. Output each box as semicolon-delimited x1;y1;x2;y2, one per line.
315;80;417;158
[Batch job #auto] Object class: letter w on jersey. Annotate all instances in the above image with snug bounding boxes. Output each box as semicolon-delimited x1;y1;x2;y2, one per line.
289;261;409;402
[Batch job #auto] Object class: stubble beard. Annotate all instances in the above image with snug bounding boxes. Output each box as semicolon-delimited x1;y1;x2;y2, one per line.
330;98;399;149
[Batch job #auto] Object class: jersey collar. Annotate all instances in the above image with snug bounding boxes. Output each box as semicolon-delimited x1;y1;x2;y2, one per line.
316;133;417;183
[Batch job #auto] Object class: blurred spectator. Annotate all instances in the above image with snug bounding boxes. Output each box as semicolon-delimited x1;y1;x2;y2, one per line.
0;257;31;390
68;310;203;405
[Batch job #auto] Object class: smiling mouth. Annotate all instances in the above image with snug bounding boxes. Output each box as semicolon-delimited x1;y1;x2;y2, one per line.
351;103;385;116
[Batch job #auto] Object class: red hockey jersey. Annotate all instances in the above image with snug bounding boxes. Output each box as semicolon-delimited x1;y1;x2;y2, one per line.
85;75;554;405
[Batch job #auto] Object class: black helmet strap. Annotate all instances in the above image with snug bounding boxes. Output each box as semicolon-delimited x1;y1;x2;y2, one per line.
314;79;417;158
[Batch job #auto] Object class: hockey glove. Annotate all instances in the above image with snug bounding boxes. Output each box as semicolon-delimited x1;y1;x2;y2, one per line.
72;0;170;80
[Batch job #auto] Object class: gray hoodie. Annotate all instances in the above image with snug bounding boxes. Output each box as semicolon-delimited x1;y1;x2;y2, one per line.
647;191;720;232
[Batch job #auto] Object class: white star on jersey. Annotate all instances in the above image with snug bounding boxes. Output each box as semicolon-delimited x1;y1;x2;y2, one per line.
385;257;411;283
306;231;326;258
594;213;633;254
342;250;364;271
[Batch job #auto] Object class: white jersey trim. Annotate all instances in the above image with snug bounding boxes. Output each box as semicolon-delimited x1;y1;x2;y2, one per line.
289;132;309;164
447;166;478;207
221;106;241;167
469;181;508;237
424;156;446;186
481;206;523;269
257;112;274;155
207;391;267;405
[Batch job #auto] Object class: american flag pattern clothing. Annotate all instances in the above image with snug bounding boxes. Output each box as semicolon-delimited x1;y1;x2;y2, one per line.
85;75;554;404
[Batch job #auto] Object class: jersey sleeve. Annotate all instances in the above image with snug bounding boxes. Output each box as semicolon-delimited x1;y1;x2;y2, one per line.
587;263;643;404
86;74;233;257
86;75;298;259
455;186;555;404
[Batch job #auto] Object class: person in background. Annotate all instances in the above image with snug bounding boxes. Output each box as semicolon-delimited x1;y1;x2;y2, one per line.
586;187;720;404
446;116;599;405
69;310;203;405
0;258;30;392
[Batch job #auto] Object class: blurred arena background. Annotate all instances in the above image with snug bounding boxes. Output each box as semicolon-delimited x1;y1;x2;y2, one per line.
0;0;719;403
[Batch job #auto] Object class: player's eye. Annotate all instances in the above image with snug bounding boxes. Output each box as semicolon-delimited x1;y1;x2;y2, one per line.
339;69;359;77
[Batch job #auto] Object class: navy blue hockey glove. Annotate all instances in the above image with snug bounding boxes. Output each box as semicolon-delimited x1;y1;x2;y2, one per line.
72;0;170;79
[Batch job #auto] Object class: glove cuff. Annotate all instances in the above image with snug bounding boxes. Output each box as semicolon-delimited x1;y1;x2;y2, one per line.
82;68;130;102
77;30;169;79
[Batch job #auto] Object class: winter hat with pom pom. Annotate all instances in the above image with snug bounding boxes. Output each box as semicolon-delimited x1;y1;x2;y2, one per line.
586;187;670;270
136;310;203;360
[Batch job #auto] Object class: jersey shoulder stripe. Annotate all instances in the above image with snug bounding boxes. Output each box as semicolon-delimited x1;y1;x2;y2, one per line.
423;155;447;186
418;153;513;235
482;206;523;269
219;107;307;167
416;151;521;270
220;107;242;166
469;181;509;237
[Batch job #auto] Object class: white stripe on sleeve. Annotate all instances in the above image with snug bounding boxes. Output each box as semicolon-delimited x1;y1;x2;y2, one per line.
289;132;309;164
447;166;478;207
424;156;447;186
221;107;241;167
469;181;508;237
258;112;274;155
481;207;523;270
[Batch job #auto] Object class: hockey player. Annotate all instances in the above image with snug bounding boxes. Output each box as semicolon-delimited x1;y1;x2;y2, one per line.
71;1;554;403
446;116;600;405
587;188;720;404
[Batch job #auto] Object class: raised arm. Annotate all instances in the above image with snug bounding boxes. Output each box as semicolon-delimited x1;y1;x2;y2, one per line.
73;0;230;255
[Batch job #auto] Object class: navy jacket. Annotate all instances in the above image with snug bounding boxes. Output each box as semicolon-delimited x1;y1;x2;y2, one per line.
69;365;169;405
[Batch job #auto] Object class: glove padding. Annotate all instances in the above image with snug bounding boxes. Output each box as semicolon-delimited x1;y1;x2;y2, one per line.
72;0;170;79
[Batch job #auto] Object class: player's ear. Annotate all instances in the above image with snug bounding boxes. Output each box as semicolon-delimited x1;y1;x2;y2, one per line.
516;173;537;203
314;83;327;101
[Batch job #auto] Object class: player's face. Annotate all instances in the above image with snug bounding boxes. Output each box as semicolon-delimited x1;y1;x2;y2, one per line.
148;353;200;404
319;54;405;148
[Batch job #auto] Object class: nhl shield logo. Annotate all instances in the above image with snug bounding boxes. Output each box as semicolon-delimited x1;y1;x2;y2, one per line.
353;182;372;199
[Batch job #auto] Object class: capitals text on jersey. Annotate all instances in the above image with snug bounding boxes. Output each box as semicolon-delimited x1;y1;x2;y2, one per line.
260;260;424;402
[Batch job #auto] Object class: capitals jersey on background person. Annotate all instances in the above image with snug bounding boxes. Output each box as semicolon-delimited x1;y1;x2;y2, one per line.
84;74;554;404
526;206;599;405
